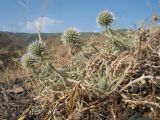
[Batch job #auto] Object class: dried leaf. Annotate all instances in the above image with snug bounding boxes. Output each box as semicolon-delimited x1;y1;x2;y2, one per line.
18;106;31;120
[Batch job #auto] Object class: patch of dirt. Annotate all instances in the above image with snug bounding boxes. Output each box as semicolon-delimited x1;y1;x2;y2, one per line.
0;78;33;120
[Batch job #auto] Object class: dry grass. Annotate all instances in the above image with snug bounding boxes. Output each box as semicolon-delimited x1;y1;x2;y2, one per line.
1;27;160;120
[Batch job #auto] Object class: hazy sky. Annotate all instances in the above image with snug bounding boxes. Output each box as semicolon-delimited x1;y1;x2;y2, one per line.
0;0;160;33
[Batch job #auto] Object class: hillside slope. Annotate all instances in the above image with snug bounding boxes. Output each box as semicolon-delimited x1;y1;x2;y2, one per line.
0;32;27;51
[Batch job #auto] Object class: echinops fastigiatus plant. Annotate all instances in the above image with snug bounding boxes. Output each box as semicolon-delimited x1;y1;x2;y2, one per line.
61;28;80;47
21;53;37;69
28;41;46;58
21;40;71;89
22;41;51;76
61;28;82;56
97;10;114;32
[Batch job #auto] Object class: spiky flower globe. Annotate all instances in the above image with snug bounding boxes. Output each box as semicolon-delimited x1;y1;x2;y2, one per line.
28;41;46;58
21;53;37;68
153;15;159;22
61;28;80;46
97;10;114;29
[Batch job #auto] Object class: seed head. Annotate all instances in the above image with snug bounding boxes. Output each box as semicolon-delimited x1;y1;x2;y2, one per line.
97;10;114;28
21;53;37;68
61;28;80;45
153;15;159;22
28;41;46;57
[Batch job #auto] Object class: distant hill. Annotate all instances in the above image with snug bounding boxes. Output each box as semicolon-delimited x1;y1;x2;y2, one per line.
0;31;101;51
0;32;63;51
12;32;62;42
0;32;28;51
0;29;128;51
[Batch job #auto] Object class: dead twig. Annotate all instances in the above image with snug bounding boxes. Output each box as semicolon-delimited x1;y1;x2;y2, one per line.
120;75;160;92
123;99;160;109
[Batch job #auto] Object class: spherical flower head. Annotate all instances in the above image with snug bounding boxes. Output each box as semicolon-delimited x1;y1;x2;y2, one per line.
152;15;159;22
28;41;46;57
21;53;37;68
61;28;80;45
97;10;115;28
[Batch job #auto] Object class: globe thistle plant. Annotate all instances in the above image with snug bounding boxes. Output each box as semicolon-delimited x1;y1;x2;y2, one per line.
153;15;159;22
21;53;37;69
61;28;80;46
28;41;46;58
97;10;114;32
22;39;67;83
